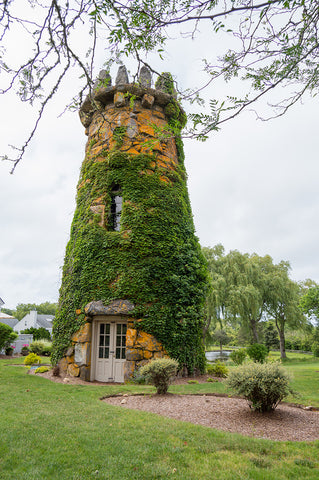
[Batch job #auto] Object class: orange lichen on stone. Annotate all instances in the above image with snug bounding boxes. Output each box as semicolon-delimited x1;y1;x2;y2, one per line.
66;354;75;364
135;331;163;351
139;124;155;137
58;357;68;374
126;348;144;361
72;322;92;343
124;146;141;156
143;350;153;360
160;175;170;184
78;178;91;190
76;309;82;315
68;363;80;377
126;328;137;348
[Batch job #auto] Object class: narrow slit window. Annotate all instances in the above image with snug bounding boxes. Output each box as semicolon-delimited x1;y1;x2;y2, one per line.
110;185;122;231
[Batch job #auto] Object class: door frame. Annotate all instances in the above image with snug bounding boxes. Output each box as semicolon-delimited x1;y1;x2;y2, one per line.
90;315;127;382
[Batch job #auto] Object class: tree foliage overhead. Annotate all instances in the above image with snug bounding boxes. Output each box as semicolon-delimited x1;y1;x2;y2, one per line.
1;0;318;171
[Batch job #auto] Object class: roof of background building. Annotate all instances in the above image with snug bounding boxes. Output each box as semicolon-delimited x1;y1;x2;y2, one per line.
36;315;54;329
0;313;18;328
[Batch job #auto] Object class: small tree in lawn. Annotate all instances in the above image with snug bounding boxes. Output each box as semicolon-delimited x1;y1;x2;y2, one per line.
212;329;230;355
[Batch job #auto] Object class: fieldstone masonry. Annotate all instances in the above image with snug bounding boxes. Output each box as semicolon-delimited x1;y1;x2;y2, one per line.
59;299;167;381
58;65;183;382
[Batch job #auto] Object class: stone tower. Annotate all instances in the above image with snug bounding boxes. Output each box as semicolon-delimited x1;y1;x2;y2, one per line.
52;65;209;382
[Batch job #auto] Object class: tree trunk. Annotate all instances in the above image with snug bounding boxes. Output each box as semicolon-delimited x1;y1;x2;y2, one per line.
250;317;259;343
202;314;211;343
275;318;286;359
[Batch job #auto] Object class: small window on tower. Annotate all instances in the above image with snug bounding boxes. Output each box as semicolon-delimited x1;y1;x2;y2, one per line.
110;185;122;231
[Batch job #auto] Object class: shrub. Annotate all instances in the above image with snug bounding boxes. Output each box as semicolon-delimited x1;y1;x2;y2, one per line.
34;366;50;374
131;369;148;385
226;362;293;412
206;361;229;378
312;342;319;357
24;353;41;365
0;323;18;351
246;344;268;363
21;327;51;341
139;358;179;394
207;377;218;383
29;339;52;356
230;348;247;365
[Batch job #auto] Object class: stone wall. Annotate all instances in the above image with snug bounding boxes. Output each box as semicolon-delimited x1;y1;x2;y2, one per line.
59;322;92;381
59;300;167;382
124;320;167;381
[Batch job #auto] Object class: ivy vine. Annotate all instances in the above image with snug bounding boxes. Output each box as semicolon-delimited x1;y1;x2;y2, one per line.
52;94;209;374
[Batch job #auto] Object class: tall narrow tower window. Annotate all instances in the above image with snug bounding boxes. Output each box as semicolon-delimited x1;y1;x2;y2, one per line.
110;185;122;231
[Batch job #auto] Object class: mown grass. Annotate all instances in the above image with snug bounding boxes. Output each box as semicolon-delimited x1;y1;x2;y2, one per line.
0;355;318;479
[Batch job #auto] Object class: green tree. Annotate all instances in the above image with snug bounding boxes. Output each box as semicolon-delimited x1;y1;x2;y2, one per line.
212;329;230;354
202;244;228;340
265;263;305;359
222;251;275;343
300;286;319;323
1;1;317;171
263;321;280;351
0;323;18;351
21;327;51;341
203;246;276;344
10;303;57;321
0;308;15;317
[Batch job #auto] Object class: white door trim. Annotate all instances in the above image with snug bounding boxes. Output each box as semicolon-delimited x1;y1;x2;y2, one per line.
91;315;127;382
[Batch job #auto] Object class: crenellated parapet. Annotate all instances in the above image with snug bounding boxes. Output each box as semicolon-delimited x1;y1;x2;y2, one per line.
79;65;185;132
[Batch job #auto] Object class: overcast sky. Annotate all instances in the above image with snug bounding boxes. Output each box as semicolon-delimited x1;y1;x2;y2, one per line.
1;6;318;310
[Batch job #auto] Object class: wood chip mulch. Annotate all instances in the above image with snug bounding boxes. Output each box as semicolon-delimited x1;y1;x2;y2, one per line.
37;370;319;441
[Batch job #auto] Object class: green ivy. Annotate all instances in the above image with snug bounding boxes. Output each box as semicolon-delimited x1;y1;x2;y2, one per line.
52;98;209;374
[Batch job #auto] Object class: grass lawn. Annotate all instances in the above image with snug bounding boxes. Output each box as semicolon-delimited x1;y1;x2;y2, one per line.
0;355;318;479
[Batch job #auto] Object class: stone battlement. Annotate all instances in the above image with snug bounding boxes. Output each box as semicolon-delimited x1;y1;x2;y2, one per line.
79;65;185;131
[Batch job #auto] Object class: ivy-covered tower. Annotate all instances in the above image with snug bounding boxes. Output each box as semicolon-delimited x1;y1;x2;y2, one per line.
52;65;209;382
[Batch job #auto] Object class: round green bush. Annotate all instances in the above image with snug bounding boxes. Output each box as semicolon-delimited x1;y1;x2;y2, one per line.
230;348;247;365
139;357;179;394
246;344;268;363
312;342;319;357
24;353;41;365
226;362;293;412
206;361;228;378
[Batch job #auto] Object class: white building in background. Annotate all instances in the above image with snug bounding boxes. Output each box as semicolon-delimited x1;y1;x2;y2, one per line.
14;310;54;336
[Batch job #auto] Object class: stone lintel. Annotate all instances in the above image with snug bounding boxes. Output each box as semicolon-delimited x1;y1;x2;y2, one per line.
85;299;135;316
